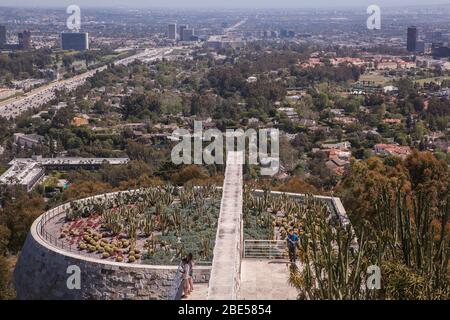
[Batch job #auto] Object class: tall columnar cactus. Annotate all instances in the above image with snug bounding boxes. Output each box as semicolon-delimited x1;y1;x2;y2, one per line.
170;208;182;236
200;238;211;260
371;186;449;297
288;187;449;300
288;195;376;300
140;215;154;237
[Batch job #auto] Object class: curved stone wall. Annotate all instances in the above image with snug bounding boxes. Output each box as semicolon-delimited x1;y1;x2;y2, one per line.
14;210;210;300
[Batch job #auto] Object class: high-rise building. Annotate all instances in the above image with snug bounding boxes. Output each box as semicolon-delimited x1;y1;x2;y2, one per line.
178;25;187;41
61;32;89;51
168;23;177;40
416;41;425;53
407;26;418;52
18;30;31;50
182;28;194;42
0;25;6;48
432;43;450;58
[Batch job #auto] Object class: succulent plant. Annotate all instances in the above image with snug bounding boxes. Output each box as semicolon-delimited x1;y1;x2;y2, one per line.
60;185;225;266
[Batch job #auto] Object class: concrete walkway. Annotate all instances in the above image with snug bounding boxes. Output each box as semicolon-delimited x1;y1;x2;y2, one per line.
238;259;299;300
183;259;299;300
183;283;209;300
205;151;301;300
207;151;243;300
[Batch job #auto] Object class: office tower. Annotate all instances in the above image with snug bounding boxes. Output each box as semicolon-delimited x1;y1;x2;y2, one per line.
168;23;177;40
432;43;450;58
182;28;194;42
178;25;187;41
61;32;89;51
416;41;425;53
18;30;31;50
0;25;6;48
407;26;418;52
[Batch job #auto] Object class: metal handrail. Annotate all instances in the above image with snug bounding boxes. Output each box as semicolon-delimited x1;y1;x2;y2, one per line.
243;240;287;259
36;202;83;255
35;190;142;255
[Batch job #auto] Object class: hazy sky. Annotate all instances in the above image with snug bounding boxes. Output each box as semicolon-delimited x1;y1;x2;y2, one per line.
0;0;448;8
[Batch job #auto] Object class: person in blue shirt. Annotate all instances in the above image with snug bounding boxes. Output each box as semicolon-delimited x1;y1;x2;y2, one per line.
287;229;298;263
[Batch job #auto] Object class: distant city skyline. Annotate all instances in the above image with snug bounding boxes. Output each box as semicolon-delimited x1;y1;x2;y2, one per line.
0;0;449;9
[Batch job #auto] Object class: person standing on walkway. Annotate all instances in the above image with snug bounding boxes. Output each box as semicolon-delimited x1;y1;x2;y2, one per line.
187;253;194;294
287;229;298;263
181;257;191;298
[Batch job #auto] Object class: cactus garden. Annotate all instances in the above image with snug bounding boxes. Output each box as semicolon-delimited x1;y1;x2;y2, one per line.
56;185;322;264
243;186;337;241
244;186;449;300
57;185;222;265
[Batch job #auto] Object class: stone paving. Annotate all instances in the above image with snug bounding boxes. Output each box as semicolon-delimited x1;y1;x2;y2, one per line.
183;283;209;300
238;259;299;300
184;259;300;300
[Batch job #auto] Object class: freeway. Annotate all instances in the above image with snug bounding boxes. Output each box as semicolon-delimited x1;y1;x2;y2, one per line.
224;18;248;34
0;47;176;120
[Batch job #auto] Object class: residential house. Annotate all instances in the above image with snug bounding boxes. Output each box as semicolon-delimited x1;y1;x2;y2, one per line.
374;144;412;159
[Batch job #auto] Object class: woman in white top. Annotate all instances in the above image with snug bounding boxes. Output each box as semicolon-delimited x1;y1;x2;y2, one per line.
181;258;190;298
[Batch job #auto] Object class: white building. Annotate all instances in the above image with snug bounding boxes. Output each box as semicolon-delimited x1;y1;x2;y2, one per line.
0;157;130;192
0;159;45;192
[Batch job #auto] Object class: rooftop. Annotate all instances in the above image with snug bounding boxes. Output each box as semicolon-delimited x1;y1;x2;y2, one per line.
0;159;43;187
9;157;130;166
1;157;130;191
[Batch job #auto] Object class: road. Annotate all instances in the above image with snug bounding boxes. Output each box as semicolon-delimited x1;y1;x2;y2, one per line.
0;46;176;120
224;18;248;34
